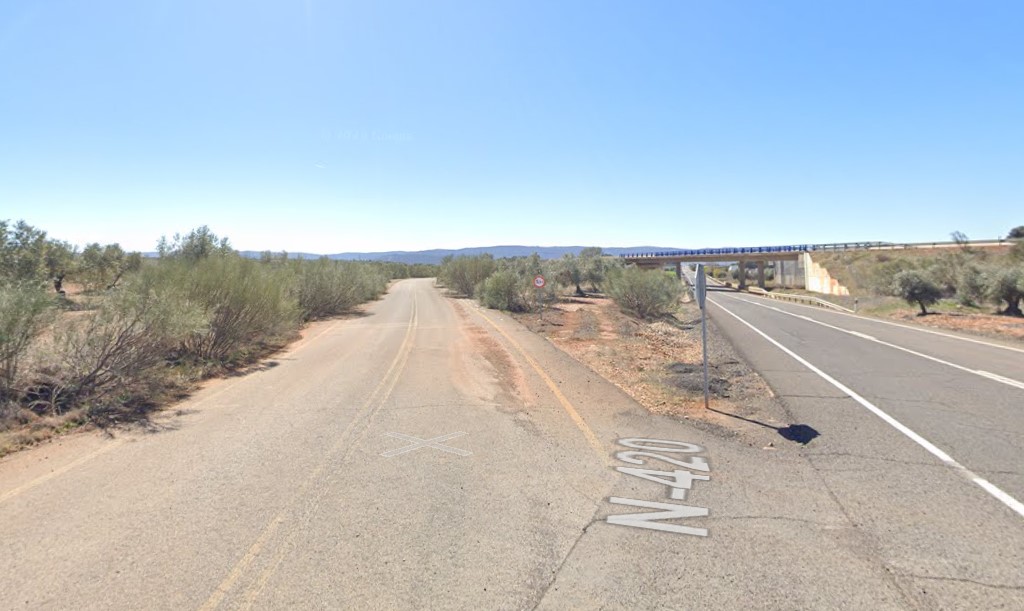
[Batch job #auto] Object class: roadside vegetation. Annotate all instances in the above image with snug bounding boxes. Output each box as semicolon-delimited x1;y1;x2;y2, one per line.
812;229;1024;319
439;248;686;320
0;219;433;456
438;248;781;435
605;266;684;319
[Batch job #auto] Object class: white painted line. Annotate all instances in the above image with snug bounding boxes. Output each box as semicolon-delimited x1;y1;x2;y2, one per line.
721;295;1024;392
710;299;1024;520
731;293;1024;354
976;371;1024;391
973;478;1024;517
381;431;472;457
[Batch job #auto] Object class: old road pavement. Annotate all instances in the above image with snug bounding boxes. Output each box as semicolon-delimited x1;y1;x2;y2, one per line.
2;278;1022;609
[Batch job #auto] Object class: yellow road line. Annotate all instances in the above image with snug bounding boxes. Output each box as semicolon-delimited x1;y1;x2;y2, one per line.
474;307;609;465
0;438;125;504
200;298;419;611
239;303;420;611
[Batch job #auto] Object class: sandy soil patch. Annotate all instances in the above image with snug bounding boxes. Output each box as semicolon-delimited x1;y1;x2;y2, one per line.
890;310;1024;342
512;296;791;441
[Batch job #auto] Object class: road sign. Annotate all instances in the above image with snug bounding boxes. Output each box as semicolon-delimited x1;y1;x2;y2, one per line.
533;275;546;289
695;264;707;310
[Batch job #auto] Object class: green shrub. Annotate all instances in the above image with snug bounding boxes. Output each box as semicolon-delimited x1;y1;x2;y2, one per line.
869;259;920;295
478;269;529;312
0;283;53;399
370;261;438;279
172;256;300;364
438;255;495;297
607;266;683;319
292;259;388;321
1010;240;1024;263
955;264;987;307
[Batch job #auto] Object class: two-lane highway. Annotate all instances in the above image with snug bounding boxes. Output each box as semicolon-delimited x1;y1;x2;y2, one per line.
709;290;1024;506
705;288;1024;605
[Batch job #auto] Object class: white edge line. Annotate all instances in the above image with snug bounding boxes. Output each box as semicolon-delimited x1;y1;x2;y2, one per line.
709;299;1024;520
731;292;1024;354
976;371;1024;391
721;294;1024;392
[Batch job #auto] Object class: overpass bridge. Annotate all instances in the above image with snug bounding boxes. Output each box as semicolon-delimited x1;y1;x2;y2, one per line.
618;239;1017;294
618;242;861;293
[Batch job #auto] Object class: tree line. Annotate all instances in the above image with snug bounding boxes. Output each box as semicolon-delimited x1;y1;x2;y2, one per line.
437;248;685;320
888;230;1024;316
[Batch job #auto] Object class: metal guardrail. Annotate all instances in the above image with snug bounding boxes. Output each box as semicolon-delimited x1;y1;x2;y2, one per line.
621;245;813;258
747;287;853;313
859;239;1014;251
620;238;1016;259
684;274;851;312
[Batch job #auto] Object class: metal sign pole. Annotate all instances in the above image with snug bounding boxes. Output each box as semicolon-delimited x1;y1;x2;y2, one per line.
701;305;709;409
534;275;546;323
696;264;709;409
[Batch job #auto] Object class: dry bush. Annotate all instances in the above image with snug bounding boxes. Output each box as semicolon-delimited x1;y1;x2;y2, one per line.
0;283;54;400
170;256;300;365
25;269;205;416
292;259;388;321
606;267;683;319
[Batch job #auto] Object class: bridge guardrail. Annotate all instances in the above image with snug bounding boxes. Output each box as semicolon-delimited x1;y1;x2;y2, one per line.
747;288;853;313
619;238;1015;259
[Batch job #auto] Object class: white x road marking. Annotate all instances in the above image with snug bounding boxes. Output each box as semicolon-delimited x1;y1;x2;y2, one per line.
381;432;472;457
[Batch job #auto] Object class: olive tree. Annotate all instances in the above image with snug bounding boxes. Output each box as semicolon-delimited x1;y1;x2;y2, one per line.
438;255;495;298
985;267;1024;316
580;247;607;292
79;243;142;291
891;270;942;315
157;225;232;262
0;220;49;284
556;254;585;296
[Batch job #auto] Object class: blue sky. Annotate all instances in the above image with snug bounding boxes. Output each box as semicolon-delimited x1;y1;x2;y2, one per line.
1;0;1021;254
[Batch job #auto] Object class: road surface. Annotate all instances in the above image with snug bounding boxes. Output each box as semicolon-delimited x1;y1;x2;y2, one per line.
1;278;1022;609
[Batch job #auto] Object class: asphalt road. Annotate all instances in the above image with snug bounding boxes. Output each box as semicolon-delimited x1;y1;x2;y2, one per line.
1;278;1022;609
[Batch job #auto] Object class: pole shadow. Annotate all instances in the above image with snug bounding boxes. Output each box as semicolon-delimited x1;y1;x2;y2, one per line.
707;407;820;445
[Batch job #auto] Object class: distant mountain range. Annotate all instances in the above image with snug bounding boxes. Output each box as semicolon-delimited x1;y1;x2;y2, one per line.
227;245;680;265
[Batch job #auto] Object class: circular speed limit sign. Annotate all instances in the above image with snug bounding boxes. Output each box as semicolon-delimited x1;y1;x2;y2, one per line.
533;275;546;288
